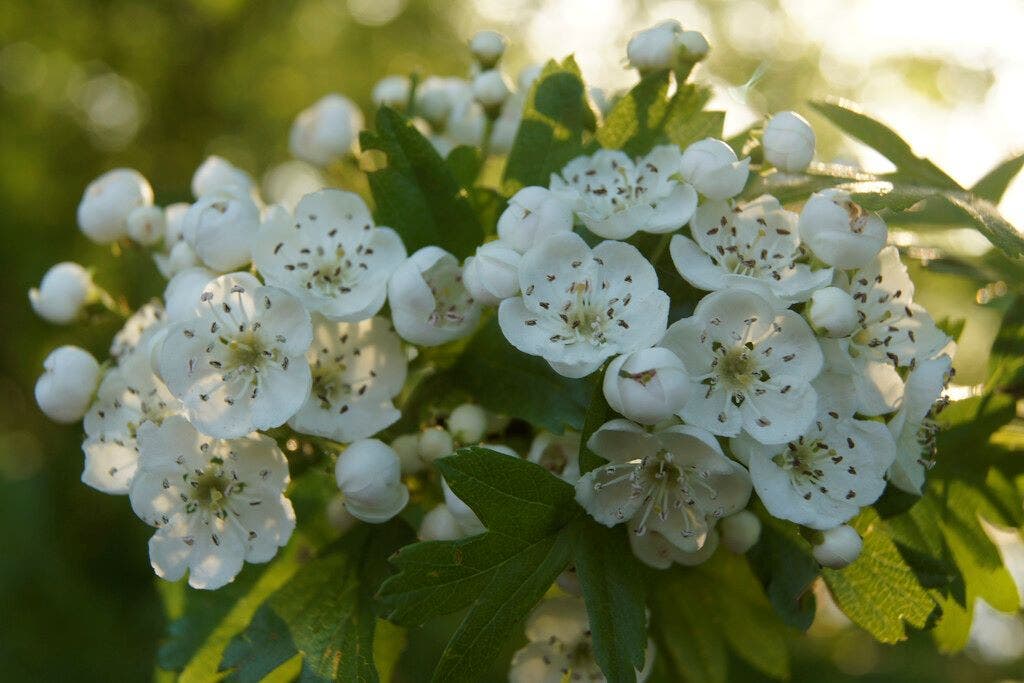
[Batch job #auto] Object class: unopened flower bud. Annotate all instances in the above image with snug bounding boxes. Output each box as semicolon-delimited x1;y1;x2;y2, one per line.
77;168;153;243
29;262;94;324
35;346;100;423
126;205;166;246
334;439;409;523
603;348;690;425
391;433;426;474
469;30;507;68
182;186;259;271
448;403;488;444
463;241;521;306
813;525;863;568
164;202;190;245
418;426;454;463
763;111;815;173
191;156;254;198
497;186;574;254
157;240;199;278
719;510;762;554
808;286;858;337
680;138;750;200
472;69;512;112
419;503;465;541
799;189;888;269
372;76;411;109
290;94;364;167
678;30;709;62
415;76;463;125
626;20;682;72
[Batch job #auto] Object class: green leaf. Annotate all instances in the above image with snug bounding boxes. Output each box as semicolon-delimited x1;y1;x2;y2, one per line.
503;57;593;194
219;522;412;682
379;447;581;682
971;152;1024;203
653;552;791;683
445;145;483;189
746;513;819;630
988;295;1024;396
939;192;1024;258
362;107;483;258
822;508;936;643
573;522;648;682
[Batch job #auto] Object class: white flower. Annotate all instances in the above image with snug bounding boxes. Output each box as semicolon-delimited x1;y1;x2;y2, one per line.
679;138;750;200
763;111;815;173
288;316;407;443
164;267;217;321
471;69;511;110
670;195;832;303
719;510;761;554
576;419;751;553
448;403;488;444
550;146;697;239
462;241;520;305
156;204;199;278
372;76;411;109
808;286;858;337
35;346;101;424
812;524;863;568
158;272;313;439
77;168;154;243
182;185;260;272
630;523;719;569
496;186;574;254
165;202;190;244
388;246;482;346
511;597;654;683
526;431;581;483
819;247;949;415
731;409;895;530
129;416;295;590
469;29;507;68
126;205;166;246
418;426;455;463
603;347;690;425
29;262;94;324
82;342;184;494
415;76;465;125
798;189;888;269
499;232;669;378
887;355;952;494
662;288;823;443
191;156;254;198
446;90;488;147
289;94;364;166
390;433;426;474
418;503;466;541
677;30;710;61
110;301;165;359
253;190;405;321
335;439;409;523
626;20;682;72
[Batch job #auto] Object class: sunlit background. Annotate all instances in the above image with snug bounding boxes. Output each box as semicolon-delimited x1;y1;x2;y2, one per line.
2;0;1022;680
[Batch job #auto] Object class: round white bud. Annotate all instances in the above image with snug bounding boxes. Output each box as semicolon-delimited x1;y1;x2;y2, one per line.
497;186;575;254
678;30;710;62
181;186;259;271
126;205;166;246
326;495;359;534
463;241;521;306
289;94;364;167
472;69;512;111
372;76;411;109
679;138;750;200
391;433;426;474
418;426;454;463
415;77;462;125
334;439;409;523
603;347;690;425
164;202;190;245
813;525;863;569
77;168;154;243
469;30;507;68
419;504;465;541
157;240;200;279
719;511;762;554
35;346;100;424
808;286;858;338
191;156;253;198
626;20;682;72
799;189;888;269
29;262;94;324
448;403;488;445
763;111;815;173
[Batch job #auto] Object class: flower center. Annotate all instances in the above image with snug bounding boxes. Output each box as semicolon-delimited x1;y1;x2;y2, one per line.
425;258;474;328
191;466;230;510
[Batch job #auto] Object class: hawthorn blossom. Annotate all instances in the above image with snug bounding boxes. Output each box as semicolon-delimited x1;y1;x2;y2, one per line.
763;112;815;173
462;240;521;305
731;409;896;530
129;416;295;590
819;246;950;415
808;286;859;337
288;316;407;443
334;439;409;523
469;29;507;68
35;346;101;424
29;262;94;324
164;268;217;321
496;186;574;254
158;272;313;439
526;431;581;483
289;94;364;166
813;524;863;568
798;189;887;269
448;403;488;444
253;190;406;321
629;522;719;569
603;347;690;425
550;147;698;239
575;419;751;554
182;185;261;272
679;139;750;200
662;288;823;444
388;247;481;346
110;301;165;359
77;168;154;243
670;195;832;303
499;232;669;378
191;155;254;198
887;355;952;494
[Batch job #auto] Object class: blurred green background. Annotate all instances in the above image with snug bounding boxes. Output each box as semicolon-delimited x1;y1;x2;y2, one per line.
2;0;1022;680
